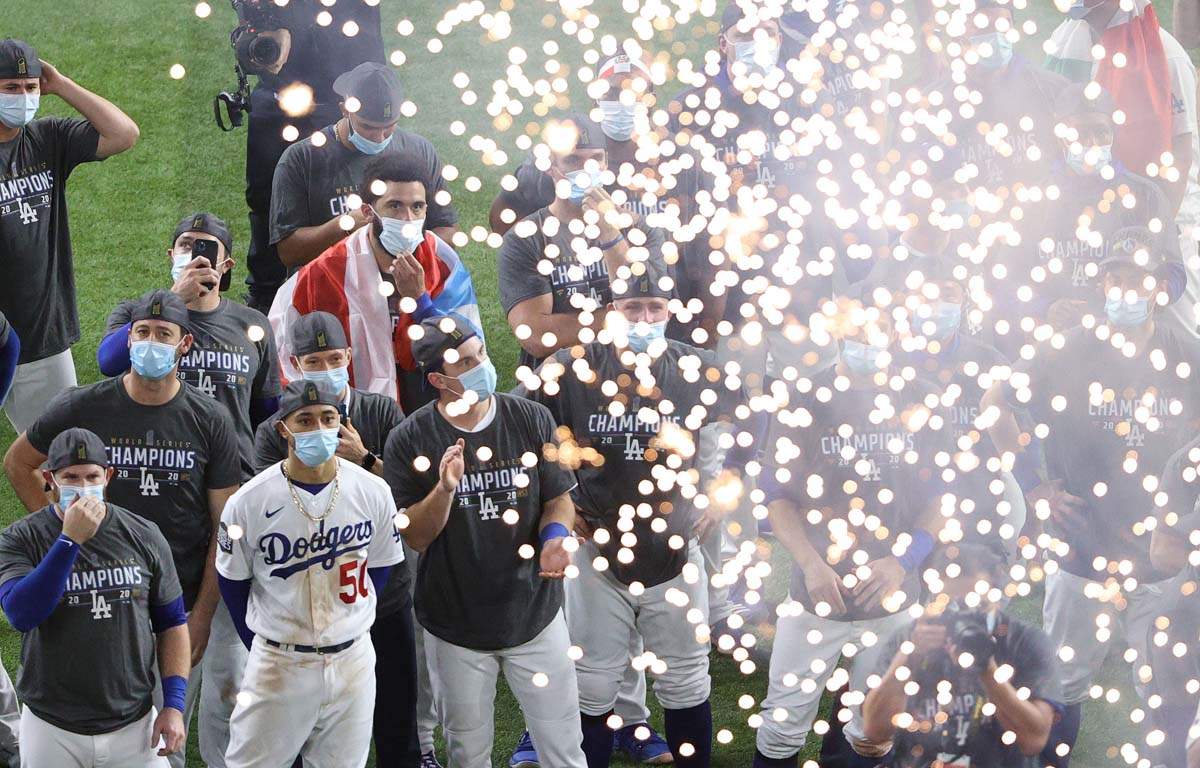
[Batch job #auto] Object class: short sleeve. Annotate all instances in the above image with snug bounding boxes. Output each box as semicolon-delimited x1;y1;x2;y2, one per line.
1006;621;1065;706
215;494;252;580
0;522;36;589
269;145;312;245
252;418;286;473
49;118;101;173
367;482;404;569
1168;50;1198;137
497;228;551;315
146;525;183;606
205;407;243;489
1159;437;1200;534
253;322;283;400
26;388;80;455
419;140;460;231
105;301;135;333
530;402;576;502
497;156;556;220
382;422;435;509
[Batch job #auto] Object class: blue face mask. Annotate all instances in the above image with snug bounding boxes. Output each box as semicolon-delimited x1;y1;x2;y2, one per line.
377;212;425;256
455;359;497;401
732;39;781;76
598;101;642;142
291;427;340;467
565;170;595;204
1066;144;1113;175
303;365;350;396
1105;295;1151;328
943;199;973;221
972;33;1013;70
628;320;667;352
0;92;39;129
926;302;963;341
842;339;886;376
130;340;180;381
57;483;105;512
348;128;393;155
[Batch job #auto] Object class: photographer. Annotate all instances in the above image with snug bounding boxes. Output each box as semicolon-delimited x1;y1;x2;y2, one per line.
225;0;387;314
859;544;1063;767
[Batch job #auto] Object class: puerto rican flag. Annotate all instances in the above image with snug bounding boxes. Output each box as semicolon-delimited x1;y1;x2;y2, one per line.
268;225;482;401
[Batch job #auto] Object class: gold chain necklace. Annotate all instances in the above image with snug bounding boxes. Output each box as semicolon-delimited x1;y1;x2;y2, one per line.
282;463;341;522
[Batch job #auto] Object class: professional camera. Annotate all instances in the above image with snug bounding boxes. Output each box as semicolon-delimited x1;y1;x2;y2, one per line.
214;0;298;130
939;609;995;676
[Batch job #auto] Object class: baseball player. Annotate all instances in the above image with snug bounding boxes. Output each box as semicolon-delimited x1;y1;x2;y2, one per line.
383;314;587;768
753;305;955;768
253;312;427;768
517;263;740;768
982;244;1200;767
217;380;404;768
3;289;242;768
0;428;189;767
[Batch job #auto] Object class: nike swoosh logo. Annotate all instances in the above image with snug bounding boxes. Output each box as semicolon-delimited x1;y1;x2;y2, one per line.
265;506;284;519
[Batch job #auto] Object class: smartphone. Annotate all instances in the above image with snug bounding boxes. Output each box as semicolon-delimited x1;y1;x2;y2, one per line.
191;238;220;290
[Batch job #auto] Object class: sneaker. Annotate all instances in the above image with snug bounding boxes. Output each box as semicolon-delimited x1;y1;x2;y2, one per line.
510;731;540;768
614;724;674;764
419;752;444;768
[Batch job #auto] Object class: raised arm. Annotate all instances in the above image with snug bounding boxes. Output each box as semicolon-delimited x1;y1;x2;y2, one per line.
40;60;138;159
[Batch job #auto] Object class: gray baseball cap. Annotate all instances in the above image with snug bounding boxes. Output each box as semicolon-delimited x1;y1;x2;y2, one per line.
47;428;109;471
291;312;349;356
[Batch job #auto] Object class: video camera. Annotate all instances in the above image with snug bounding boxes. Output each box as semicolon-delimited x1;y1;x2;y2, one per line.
214;0;299;131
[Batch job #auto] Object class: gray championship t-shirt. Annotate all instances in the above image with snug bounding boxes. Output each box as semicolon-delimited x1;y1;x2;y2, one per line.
762;367;953;620
875;613;1063;768
383;393;576;651
0;504;181;735
27;378;242;608
255;387;409;615
269;125;457;251
108;298;281;480
0;117;101;363
498;208;667;369
516;340;739;588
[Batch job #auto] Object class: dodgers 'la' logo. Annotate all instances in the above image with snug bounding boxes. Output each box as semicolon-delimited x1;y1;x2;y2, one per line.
17;199;37;225
623;435;644;461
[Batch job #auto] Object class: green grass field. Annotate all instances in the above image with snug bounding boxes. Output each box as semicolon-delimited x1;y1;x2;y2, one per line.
0;0;1189;766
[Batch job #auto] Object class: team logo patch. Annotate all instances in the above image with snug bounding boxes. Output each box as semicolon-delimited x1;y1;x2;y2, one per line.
217;521;233;554
15;58;26;76
151;300;163;317
316;330;327;349
77;445;87;460
305;383;319;402
192;215;204;230
383;102;393;119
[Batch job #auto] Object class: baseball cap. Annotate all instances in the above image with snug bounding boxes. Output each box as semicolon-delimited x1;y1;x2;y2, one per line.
291;311;349;356
1053;82;1116;122
0;39;40;80
596;53;653;84
128;289;190;335
720;0;785;32
278;380;343;421
174;212;233;290
1101;226;1165;270
47;428;109;471
411;313;479;371
332;63;404;124
544;112;607;152
611;259;674;300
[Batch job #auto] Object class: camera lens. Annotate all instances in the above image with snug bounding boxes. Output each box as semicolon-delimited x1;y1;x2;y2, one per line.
248;36;281;67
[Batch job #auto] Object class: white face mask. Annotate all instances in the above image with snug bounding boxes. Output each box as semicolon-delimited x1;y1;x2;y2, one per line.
0;92;39;129
170;250;192;282
731;37;781;76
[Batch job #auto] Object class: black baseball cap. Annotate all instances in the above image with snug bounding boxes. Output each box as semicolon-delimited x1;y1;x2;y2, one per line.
720;1;784;32
411;313;479;371
611;259;674;300
174;212;233;290
0;40;40;80
291;311;349;356
129;289;190;335
1101;226;1168;270
546;112;606;151
278;380;343;420
47;428;109;471
332;63;404;124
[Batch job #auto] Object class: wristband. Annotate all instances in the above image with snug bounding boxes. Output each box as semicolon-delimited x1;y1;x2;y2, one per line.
162;675;187;712
1012;448;1046;494
597;235;625;251
897;530;935;573
361;452;378;471
539;522;570;546
57;533;78;549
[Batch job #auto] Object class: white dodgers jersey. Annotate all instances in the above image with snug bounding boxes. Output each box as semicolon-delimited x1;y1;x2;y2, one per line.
216;459;404;646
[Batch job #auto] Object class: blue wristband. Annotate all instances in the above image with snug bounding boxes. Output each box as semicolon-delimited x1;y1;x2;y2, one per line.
897;530;935;573
162;675;187;712
539;523;570;546
598;235;625;251
1012;449;1046;494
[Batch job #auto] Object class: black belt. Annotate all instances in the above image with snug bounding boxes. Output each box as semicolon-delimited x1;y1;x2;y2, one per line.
264;637;356;655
